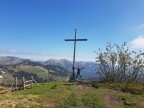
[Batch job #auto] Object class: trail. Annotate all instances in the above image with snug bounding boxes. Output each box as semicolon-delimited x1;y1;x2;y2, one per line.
74;81;124;108
102;93;123;108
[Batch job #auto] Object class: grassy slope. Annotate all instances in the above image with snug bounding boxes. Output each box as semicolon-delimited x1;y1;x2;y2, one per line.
4;65;67;82
0;82;144;108
7;65;48;79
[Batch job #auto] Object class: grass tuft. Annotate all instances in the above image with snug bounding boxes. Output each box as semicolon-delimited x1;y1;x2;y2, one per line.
82;92;105;108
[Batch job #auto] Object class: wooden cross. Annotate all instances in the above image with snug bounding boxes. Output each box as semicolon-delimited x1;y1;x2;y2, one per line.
65;29;87;81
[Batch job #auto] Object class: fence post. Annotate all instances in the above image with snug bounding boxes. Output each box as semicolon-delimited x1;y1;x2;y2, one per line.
15;77;18;91
23;76;25;90
31;76;33;87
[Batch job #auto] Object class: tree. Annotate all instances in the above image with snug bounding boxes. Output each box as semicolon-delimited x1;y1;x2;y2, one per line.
95;42;144;83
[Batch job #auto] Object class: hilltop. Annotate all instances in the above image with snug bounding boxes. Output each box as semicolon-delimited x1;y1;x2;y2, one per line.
0;81;144;108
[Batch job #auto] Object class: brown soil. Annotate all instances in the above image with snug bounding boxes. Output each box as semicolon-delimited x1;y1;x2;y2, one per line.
103;93;123;108
76;84;84;94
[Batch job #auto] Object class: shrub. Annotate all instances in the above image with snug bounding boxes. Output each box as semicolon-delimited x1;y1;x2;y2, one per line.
121;83;144;95
95;42;144;83
99;82;144;95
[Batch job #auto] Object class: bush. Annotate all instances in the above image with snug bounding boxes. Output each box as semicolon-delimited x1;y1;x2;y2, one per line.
92;83;100;89
99;82;144;95
95;42;144;83
121;83;144;95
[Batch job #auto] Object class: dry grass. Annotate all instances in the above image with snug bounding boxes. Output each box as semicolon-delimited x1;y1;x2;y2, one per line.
0;94;40;108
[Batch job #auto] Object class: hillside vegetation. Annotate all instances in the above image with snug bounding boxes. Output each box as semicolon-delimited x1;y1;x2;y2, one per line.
0;56;97;80
0;82;144;108
5;65;48;79
1;62;70;85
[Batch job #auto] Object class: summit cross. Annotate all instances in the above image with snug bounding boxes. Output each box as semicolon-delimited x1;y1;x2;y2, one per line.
65;29;87;81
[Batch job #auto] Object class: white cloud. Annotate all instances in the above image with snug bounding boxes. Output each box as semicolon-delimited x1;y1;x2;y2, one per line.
130;36;144;49
0;48;57;61
0;48;94;61
0;48;50;56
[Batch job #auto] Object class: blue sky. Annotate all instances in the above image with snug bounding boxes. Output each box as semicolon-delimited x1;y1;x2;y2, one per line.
0;0;144;61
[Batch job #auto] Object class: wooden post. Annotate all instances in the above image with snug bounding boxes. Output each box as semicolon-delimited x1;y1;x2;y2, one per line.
31;76;33;87
15;77;18;91
31;76;39;85
23;76;25;90
31;76;33;84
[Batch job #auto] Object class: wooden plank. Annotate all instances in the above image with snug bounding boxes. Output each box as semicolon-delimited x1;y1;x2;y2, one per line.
25;84;32;87
25;80;33;83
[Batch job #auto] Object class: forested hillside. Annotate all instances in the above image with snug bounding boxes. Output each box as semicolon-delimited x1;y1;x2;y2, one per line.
0;60;70;85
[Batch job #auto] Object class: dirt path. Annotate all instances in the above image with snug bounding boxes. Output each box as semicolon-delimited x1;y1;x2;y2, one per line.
102;93;123;108
74;82;124;108
75;84;84;94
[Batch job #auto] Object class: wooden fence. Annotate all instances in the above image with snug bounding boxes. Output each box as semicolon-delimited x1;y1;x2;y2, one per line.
12;76;38;91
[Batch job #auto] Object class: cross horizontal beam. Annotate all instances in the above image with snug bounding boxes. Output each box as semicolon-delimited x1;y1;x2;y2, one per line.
65;39;87;41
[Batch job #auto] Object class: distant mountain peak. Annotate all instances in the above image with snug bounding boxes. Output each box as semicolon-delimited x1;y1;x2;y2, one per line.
43;59;97;79
0;56;30;66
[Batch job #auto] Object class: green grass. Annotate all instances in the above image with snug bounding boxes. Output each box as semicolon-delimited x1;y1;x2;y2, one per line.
54;92;81;108
13;82;75;107
82;91;106;108
14;82;64;95
15;82;100;108
1;82;144;108
54;83;106;108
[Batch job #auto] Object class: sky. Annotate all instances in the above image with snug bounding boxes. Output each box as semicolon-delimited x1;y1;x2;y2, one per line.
0;0;144;61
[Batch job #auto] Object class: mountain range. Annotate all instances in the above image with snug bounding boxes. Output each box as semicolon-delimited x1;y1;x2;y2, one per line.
0;56;30;66
0;56;97;80
44;59;97;79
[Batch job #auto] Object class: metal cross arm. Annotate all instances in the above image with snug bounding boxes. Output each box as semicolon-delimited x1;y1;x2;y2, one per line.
65;39;88;41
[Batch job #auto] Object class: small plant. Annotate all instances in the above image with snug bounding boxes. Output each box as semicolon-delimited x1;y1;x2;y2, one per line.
51;85;58;89
121;96;137;107
92;83;100;89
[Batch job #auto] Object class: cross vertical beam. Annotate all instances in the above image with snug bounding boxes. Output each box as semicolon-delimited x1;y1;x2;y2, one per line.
72;29;77;80
65;29;87;81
